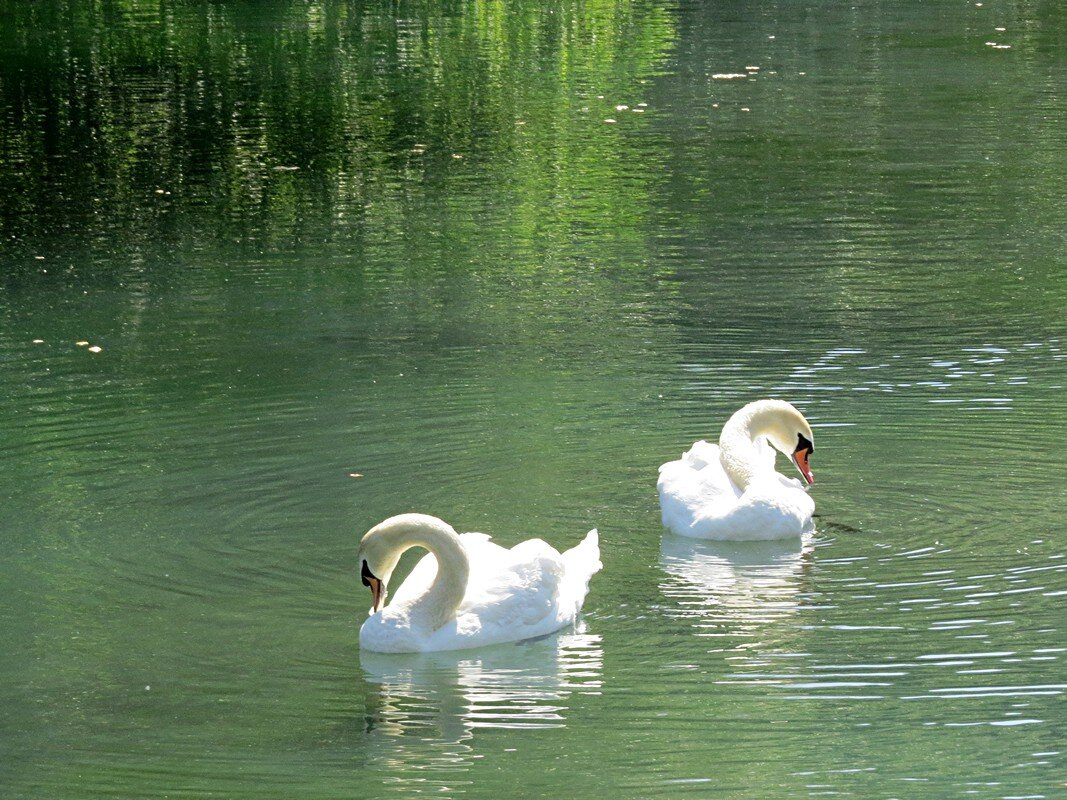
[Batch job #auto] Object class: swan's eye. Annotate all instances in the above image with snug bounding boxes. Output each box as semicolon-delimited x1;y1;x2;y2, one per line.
795;433;813;454
361;559;376;587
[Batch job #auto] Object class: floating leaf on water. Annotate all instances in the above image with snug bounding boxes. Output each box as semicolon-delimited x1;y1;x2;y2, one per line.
349;473;364;479
615;104;629;111
712;73;748;80
603;118;617;124
76;341;89;346
32;339;44;344
88;346;102;353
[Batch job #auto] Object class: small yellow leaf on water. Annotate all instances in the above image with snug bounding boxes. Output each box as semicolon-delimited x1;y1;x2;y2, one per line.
349;472;364;479
32;339;44;344
88;346;102;353
76;341;89;346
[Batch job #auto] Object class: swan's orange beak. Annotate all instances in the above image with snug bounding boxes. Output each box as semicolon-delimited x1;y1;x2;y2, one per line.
792;446;814;485
367;576;385;613
361;559;386;614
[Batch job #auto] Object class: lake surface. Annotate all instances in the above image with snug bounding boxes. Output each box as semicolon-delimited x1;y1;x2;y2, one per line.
1;1;1065;798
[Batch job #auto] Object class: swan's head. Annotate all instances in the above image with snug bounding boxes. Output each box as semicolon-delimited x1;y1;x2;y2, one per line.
359;556;389;614
357;513;458;614
759;400;816;485
357;523;405;614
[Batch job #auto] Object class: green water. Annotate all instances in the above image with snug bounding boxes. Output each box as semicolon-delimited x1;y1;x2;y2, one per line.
2;1;1065;797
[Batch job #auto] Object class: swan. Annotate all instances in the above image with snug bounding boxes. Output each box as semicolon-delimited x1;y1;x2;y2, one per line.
357;513;601;653
657;399;816;540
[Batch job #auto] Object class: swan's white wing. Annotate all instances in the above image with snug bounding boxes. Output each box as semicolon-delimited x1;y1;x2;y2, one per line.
420;532;599;650
457;536;564;626
658;441;742;534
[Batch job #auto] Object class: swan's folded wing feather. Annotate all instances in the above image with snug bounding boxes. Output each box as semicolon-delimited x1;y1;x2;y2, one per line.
677;439;719;470
658;448;741;506
454;537;565;631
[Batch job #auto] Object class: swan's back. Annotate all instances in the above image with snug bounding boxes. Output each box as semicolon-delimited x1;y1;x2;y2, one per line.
452;530;601;641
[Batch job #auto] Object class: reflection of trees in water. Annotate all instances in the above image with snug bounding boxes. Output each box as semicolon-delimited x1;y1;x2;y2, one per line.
360;629;602;740
659;534;814;647
0;0;676;278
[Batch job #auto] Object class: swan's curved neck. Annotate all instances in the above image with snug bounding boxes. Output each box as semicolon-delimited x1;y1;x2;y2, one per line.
372;516;469;632
718;405;782;489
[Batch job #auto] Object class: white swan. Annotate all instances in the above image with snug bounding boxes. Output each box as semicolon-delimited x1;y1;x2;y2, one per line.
357;514;601;653
657;399;816;540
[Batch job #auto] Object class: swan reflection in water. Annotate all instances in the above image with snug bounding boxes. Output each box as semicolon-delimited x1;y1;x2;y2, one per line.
659;534;814;645
360;628;602;744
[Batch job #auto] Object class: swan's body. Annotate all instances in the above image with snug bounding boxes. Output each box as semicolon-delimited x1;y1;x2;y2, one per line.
657;399;816;540
357;514;601;653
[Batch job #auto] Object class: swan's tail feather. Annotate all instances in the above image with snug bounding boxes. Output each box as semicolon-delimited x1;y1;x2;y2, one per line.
564;528;601;576
556;529;601;622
